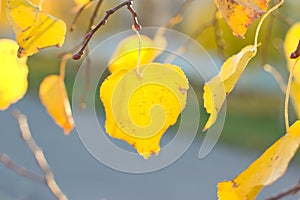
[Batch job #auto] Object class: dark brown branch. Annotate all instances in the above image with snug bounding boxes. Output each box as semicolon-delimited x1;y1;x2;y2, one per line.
13;110;68;200
73;0;141;60
266;180;300;200
0;153;45;184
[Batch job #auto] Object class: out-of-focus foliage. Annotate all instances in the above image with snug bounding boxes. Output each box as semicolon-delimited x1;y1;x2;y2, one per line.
0;39;28;110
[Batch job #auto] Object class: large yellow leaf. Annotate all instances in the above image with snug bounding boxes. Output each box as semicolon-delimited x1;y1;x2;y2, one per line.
108;34;167;73
100;63;189;159
218;120;300;200
203;45;257;130
215;0;268;38
39;75;74;134
6;0;66;57
0;39;28;110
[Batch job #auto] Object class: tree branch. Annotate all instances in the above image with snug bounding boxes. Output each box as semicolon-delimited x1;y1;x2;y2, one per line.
266;180;300;200
0;153;45;184
73;0;141;60
13;110;68;200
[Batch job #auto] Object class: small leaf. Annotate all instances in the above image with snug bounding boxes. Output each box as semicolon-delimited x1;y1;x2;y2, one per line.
108;34;167;73
218;121;300;200
6;0;66;57
100;63;188;159
203;45;257;130
215;0;268;38
0;39;28;110
39;75;74;134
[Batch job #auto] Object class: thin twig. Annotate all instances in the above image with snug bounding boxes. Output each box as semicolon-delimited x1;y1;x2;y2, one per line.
263;64;287;93
212;9;226;59
12;110;68;200
266;180;300;200
73;0;141;60
87;0;104;32
165;0;194;29
70;0;94;32
0;153;45;184
164;16;215;63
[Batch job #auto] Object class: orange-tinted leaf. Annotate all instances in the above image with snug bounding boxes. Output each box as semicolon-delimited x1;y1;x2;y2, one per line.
100;63;188;159
218;121;300;200
215;0;268;38
39;75;74;134
0;39;28;110
108;34;167;73
6;0;66;57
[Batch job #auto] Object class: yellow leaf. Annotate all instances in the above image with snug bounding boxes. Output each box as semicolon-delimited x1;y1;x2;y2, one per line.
100;63;189;159
203;45;257;130
39;75;74;134
284;22;300;118
284;22;300;83
0;39;28;110
108;34;167;73
215;0;268;38
218;120;300;200
6;0;66;57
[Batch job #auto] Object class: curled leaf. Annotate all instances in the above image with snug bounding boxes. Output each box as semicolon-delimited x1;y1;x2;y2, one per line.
108;34;167;73
218;121;300;200
100;63;189;159
39;75;74;134
6;0;66;57
0;39;28;110
215;0;268;38
203;45;257;130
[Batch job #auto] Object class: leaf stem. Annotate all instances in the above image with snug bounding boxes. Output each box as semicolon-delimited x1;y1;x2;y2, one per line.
284;58;299;131
132;26;142;77
254;0;284;48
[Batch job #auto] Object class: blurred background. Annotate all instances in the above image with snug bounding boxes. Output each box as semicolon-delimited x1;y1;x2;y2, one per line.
1;0;300;199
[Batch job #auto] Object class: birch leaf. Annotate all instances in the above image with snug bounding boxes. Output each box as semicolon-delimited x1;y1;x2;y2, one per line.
203;45;257;130
6;0;66;57
108;34;167;73
215;0;268;38
218;121;300;200
100;63;188;159
0;39;28;110
39;75;74;134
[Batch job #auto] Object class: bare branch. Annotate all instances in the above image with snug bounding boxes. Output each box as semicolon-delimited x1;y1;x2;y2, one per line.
266;180;300;200
73;0;141;60
0;153;45;184
13;110;68;200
